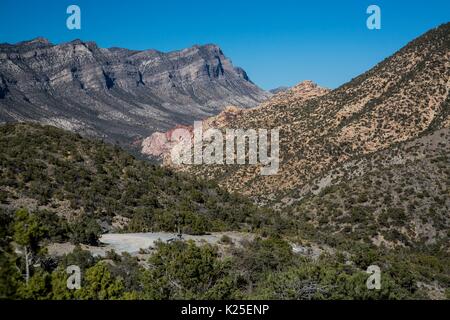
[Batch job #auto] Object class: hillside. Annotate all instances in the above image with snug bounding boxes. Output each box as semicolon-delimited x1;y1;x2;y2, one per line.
291;128;449;248
0;125;448;301
0;123;283;241
175;23;450;205
0;39;270;146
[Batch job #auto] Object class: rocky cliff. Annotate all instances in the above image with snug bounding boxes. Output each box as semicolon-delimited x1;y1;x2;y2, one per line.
0;38;270;145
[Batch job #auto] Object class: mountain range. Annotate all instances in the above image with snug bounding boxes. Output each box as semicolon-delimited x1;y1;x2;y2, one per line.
0;38;269;146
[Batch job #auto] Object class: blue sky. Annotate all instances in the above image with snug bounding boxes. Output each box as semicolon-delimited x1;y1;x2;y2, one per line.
0;0;449;90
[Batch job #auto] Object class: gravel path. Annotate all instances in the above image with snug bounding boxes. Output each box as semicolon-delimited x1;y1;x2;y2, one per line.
48;231;254;257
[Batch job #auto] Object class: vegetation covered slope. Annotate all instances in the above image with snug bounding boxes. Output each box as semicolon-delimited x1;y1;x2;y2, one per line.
291;130;449;248
0;125;448;300
1;209;448;300
0;123;284;241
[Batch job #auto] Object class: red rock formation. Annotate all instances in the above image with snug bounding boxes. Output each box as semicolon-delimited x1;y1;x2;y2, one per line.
142;124;193;158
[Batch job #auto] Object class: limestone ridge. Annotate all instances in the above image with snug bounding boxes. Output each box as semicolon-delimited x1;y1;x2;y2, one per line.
0;39;271;145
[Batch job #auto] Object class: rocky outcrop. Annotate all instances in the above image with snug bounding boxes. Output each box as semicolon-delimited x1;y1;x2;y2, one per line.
141;124;193;158
141;105;244;159
259;80;330;108
0;39;270;146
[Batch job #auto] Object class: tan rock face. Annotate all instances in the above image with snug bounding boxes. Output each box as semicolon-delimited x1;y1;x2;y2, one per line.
259;80;330;109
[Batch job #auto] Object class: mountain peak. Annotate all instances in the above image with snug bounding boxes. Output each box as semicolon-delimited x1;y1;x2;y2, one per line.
190;43;221;50
294;80;318;87
181;43;224;57
259;80;330;108
0;37;52;51
21;37;51;46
